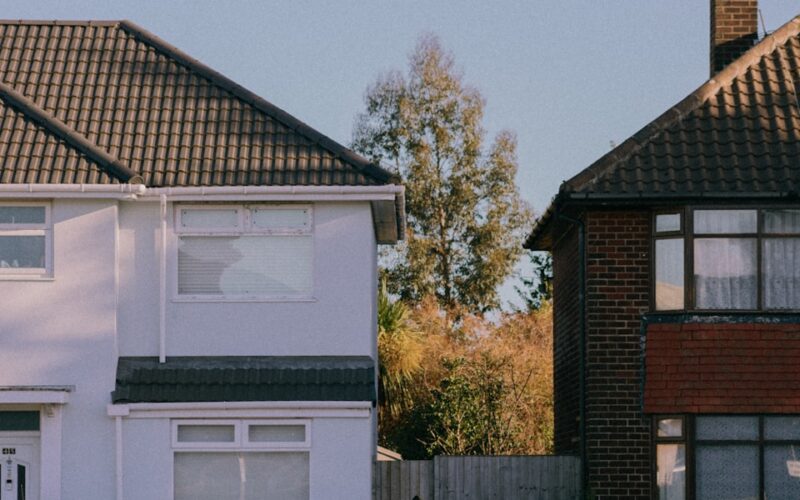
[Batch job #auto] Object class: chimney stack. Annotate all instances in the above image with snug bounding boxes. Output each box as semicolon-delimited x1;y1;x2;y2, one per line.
710;0;759;76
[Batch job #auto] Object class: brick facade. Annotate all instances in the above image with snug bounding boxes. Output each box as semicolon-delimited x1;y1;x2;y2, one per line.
645;321;800;413
584;211;651;499
552;223;581;455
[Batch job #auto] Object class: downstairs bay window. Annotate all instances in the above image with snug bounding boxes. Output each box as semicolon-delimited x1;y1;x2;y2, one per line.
654;415;800;499
176;205;312;299
172;420;310;500
654;208;800;311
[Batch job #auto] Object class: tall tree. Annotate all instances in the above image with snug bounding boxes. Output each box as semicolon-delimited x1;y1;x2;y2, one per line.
354;35;531;313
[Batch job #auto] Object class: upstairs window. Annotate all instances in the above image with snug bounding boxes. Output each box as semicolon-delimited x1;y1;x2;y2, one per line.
176;205;312;299
0;203;51;278
654;208;800;311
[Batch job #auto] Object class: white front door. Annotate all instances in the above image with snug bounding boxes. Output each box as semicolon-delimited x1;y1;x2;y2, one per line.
0;438;39;500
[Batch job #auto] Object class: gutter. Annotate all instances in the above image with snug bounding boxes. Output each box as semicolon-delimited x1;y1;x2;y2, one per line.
140;184;403;201
0;183;406;242
0;184;145;199
557;212;587;496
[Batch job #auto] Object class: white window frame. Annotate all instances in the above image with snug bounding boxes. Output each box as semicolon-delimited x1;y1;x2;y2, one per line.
171;419;311;451
174;204;314;301
171;419;242;449
0;202;52;279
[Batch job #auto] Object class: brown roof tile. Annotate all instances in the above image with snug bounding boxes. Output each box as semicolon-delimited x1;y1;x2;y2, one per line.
0;20;395;187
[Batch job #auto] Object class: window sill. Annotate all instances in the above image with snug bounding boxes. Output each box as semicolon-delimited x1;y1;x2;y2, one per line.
0;275;54;282
171;296;317;304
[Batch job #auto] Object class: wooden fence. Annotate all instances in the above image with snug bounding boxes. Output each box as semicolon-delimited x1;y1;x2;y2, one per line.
374;455;581;500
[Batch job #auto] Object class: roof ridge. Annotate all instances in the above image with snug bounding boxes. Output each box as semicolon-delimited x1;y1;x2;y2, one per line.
563;15;800;195
116;20;399;185
0;20;121;26
0;80;141;183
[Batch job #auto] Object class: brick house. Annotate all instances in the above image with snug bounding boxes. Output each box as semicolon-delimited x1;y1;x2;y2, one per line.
526;2;800;498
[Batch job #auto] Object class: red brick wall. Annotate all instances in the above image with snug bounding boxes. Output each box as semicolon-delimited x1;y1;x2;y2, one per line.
710;0;758;75
645;322;800;413
552;223;581;455
585;211;651;499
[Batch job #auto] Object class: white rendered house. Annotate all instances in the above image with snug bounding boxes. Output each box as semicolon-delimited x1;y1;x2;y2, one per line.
0;20;404;500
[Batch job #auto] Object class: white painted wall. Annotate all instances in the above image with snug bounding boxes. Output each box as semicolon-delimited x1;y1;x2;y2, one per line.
0;197;379;499
122;415;373;500
0;200;119;499
118;201;378;357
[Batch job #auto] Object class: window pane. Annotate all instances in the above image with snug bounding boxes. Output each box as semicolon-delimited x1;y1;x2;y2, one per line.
181;209;239;229
694;210;757;234
656;214;681;233
765;417;800;440
656;239;684;310
252;208;309;230
177;425;235;443
0;412;38;431
764;209;800;234
694;238;756;309
765;445;800;497
696;445;758;500
0;207;45;224
174;452;309;500
658;418;683;438
249;425;305;443
763;239;800;309
696;416;758;440
0;236;45;269
178;236;312;296
657;444;685;500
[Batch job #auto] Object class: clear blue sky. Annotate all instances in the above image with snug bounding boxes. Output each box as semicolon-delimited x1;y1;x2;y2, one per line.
4;1;799;308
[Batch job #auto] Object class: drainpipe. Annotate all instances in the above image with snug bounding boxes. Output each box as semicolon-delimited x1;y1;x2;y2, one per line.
557;212;587;497
115;415;124;500
159;194;167;363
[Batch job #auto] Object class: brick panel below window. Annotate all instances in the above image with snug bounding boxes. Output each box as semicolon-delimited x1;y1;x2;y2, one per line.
645;322;800;413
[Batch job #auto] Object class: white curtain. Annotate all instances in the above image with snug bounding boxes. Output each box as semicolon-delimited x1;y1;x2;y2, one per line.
694;238;756;309
763;239;800;309
657;444;685;500
174;452;309;500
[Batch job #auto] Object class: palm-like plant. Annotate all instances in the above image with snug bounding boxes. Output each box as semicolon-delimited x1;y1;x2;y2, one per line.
377;281;422;420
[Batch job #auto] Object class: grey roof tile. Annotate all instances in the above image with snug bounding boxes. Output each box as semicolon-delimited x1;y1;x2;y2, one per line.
112;356;376;404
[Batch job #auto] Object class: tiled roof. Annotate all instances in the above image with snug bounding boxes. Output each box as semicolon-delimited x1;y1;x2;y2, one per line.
0;20;396;187
527;15;800;249
644;321;800;414
112;356;376;404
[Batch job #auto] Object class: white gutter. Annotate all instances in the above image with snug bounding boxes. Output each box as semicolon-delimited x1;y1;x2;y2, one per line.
0;184;145;199
0;183;403;201
108;401;372;419
159;194;167;364
141;185;403;202
112;401;372;412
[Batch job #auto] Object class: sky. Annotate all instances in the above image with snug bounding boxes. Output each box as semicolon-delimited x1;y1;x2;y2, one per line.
3;0;799;309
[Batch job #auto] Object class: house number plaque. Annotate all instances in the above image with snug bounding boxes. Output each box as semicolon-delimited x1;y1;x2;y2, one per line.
1;449;14;455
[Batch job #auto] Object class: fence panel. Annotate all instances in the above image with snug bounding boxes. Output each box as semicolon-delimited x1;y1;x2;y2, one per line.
374;460;435;500
374;455;581;500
